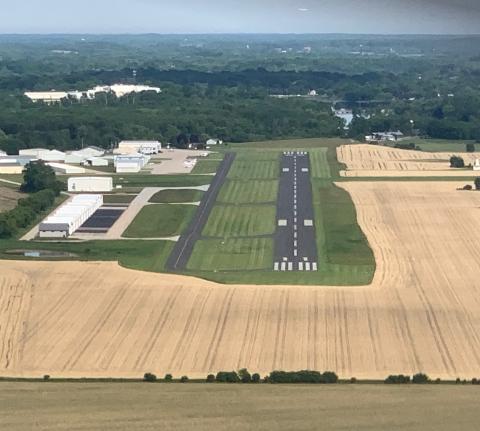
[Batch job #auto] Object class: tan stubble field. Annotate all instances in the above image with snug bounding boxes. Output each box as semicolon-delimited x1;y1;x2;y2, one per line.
1;181;480;379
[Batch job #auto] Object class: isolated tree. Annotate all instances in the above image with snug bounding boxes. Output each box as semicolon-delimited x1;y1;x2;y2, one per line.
143;373;157;382
180;375;189;383
475;178;480;190
206;374;215;383
21;161;60;194
251;373;261;383
164;374;173;382
450;156;465;168
466;143;475;153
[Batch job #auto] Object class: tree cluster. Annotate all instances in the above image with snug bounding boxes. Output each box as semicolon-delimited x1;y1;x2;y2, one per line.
0;188;57;238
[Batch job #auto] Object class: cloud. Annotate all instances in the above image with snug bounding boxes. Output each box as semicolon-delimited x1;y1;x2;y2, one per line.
298;7;309;12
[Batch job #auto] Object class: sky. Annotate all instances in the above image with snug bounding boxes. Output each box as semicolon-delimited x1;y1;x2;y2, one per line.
1;0;479;34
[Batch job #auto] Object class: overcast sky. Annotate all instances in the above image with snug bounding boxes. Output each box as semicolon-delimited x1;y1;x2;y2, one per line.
1;0;479;34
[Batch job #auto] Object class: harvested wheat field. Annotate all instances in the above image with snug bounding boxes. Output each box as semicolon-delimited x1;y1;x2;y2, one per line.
2;182;480;380
338;144;480;177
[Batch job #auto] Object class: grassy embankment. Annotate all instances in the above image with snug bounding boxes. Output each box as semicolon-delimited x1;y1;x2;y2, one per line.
1;382;477;431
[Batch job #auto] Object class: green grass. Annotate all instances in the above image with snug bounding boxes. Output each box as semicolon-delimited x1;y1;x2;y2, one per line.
114;174;211;188
203;205;276;238
228;160;279;180
309;148;331;178
0;240;173;273
188;238;273;271
180;138;375;285
191;159;223;174
398;138;478;153
1;382;478;431
217;180;278;204
149;189;204;203
0;174;23;184
123;204;196;238
102;194;137;204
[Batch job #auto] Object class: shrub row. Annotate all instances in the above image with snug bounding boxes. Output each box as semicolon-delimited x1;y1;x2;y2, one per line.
143;369;338;384
0;188;57;238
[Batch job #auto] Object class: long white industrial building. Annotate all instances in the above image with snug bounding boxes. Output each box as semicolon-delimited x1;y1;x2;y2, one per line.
68;176;113;192
39;194;103;238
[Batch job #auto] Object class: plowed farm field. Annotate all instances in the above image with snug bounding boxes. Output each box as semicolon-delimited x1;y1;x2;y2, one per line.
2;181;480;379
338;144;480;177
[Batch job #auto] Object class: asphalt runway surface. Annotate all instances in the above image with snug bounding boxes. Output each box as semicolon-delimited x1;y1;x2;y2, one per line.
166;152;236;271
273;151;318;271
77;208;125;233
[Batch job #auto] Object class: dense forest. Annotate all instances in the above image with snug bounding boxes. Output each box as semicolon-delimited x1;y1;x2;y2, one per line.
0;34;479;153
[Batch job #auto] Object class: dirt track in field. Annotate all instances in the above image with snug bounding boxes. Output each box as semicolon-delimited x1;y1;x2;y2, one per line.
338;144;480;177
2;181;480;379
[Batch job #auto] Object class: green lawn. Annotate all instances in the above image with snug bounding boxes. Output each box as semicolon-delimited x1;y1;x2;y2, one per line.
0;240;173;273
149;189;204;203
188;238;273;271
103;194;137;204
123;204;196;238
217;179;278;204
203;204;276;238
309;148;331;178
191;159;223;174
181;138;375;285
114;174;211;188
228;160;279;180
397;138;478;153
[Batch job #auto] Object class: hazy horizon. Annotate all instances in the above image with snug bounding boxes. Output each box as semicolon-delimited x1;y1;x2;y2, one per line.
1;0;479;35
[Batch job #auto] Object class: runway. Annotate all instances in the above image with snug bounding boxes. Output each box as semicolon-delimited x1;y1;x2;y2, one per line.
273;151;318;271
166;152;236;270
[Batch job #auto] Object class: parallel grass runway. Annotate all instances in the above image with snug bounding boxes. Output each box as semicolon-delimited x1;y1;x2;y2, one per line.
1;182;480;379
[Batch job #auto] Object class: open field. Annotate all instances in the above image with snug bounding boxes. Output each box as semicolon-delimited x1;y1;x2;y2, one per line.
228;160;279;180
191;159;223;174
149;189;204;203
2;182;480;379
1;383;478;431
402;138;478;153
188;237;273;271
0;186;23;212
202;205;276;238
338;143;480;177
123;204;196;238
114;174;211;188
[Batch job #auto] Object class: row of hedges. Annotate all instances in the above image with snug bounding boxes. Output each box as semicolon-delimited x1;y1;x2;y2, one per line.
142;370;480;385
143;369;339;384
0;188;58;238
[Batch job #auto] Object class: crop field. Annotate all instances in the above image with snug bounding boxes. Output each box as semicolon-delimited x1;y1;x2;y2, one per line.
1;383;478;431
188;238;273;271
217;180;278;204
338;144;480;177
202;205;276;237
2;181;480;380
123;204;197;238
149;189;204;203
